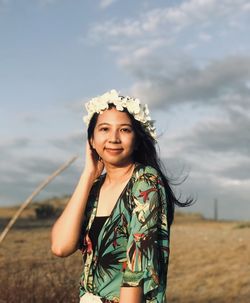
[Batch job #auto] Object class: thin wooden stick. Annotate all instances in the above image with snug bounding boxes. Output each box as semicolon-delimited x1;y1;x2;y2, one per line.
0;155;78;245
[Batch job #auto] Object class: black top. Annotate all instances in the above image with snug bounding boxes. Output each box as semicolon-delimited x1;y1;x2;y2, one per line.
89;216;108;251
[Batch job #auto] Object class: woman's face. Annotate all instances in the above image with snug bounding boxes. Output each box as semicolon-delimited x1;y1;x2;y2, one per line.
90;107;136;166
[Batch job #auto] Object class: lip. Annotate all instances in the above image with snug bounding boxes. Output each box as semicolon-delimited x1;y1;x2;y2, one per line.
105;148;123;154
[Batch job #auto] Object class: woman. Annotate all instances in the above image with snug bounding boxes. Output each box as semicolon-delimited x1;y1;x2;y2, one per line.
51;90;193;303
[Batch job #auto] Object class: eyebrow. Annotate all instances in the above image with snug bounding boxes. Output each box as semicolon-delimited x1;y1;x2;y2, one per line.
97;123;133;127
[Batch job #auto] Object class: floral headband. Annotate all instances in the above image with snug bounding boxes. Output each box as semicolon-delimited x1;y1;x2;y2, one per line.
83;89;157;139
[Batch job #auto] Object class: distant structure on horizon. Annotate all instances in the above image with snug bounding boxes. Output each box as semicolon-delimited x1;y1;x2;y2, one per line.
214;198;218;221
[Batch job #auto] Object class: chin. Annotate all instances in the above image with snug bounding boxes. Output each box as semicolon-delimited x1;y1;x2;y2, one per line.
102;156;134;167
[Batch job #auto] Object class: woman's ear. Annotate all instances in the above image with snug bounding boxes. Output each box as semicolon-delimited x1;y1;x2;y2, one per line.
90;137;95;150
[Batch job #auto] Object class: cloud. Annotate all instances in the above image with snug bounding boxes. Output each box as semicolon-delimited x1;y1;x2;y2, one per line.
177;170;250;220
0;153;81;205
0;156;60;184
0;137;31;153
19;156;66;176
86;0;250;96
160;113;250;220
100;0;118;9
48;132;86;151
86;0;250;112
161;154;250;220
0;130;85;206
218;158;250;181
178;107;250;156
159;105;250;176
242;2;250;11
17;112;41;124
89;19;142;41
126;55;250;108
156;105;250;218
199;32;212;42
89;0;249;40
155;90;250;218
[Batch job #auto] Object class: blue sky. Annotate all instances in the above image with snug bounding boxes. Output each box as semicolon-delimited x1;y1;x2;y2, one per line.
1;0;250;220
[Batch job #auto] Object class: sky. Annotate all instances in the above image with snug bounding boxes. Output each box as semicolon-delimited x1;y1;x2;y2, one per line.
1;0;250;221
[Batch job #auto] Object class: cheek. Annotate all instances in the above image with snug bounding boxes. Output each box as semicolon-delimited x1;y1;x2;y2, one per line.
91;132;106;148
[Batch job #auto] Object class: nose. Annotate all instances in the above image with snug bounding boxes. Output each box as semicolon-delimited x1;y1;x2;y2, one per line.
108;129;121;143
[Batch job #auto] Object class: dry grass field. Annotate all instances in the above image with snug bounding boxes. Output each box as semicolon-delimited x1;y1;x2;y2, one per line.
0;201;249;303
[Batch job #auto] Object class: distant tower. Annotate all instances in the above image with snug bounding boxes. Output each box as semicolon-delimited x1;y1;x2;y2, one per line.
214;198;218;221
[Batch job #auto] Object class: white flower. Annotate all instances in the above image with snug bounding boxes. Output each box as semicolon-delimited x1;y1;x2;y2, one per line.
83;115;90;124
126;98;141;115
112;99;124;111
98;100;110;111
144;104;150;116
83;89;157;140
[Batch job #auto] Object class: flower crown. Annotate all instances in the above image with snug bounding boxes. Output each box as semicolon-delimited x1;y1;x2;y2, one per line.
83;89;157;139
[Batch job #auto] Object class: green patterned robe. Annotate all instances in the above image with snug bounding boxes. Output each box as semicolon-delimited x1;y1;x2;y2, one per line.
79;163;169;303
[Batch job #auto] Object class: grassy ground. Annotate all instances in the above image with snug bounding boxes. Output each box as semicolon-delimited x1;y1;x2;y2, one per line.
0;205;249;303
167;213;250;303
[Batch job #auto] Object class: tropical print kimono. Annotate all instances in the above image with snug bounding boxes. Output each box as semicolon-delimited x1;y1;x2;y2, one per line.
79;163;169;303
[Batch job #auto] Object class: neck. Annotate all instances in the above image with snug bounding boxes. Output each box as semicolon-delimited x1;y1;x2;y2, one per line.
104;161;135;185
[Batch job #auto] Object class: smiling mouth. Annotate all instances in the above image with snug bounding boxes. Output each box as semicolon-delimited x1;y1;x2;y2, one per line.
105;148;123;153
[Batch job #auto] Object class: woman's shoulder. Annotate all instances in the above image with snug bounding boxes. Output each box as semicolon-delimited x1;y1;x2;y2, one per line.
133;163;162;186
130;163;165;200
134;163;161;178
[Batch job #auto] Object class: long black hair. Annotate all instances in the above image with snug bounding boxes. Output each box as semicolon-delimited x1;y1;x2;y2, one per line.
87;104;194;227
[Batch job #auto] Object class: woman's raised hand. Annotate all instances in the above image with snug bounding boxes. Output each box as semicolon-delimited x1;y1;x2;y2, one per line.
84;141;104;181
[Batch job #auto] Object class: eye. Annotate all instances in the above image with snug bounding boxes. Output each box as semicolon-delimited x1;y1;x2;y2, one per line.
120;128;132;133
99;127;109;132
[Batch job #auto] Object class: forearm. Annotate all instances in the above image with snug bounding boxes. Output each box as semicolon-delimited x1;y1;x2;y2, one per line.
51;171;94;257
119;287;143;303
